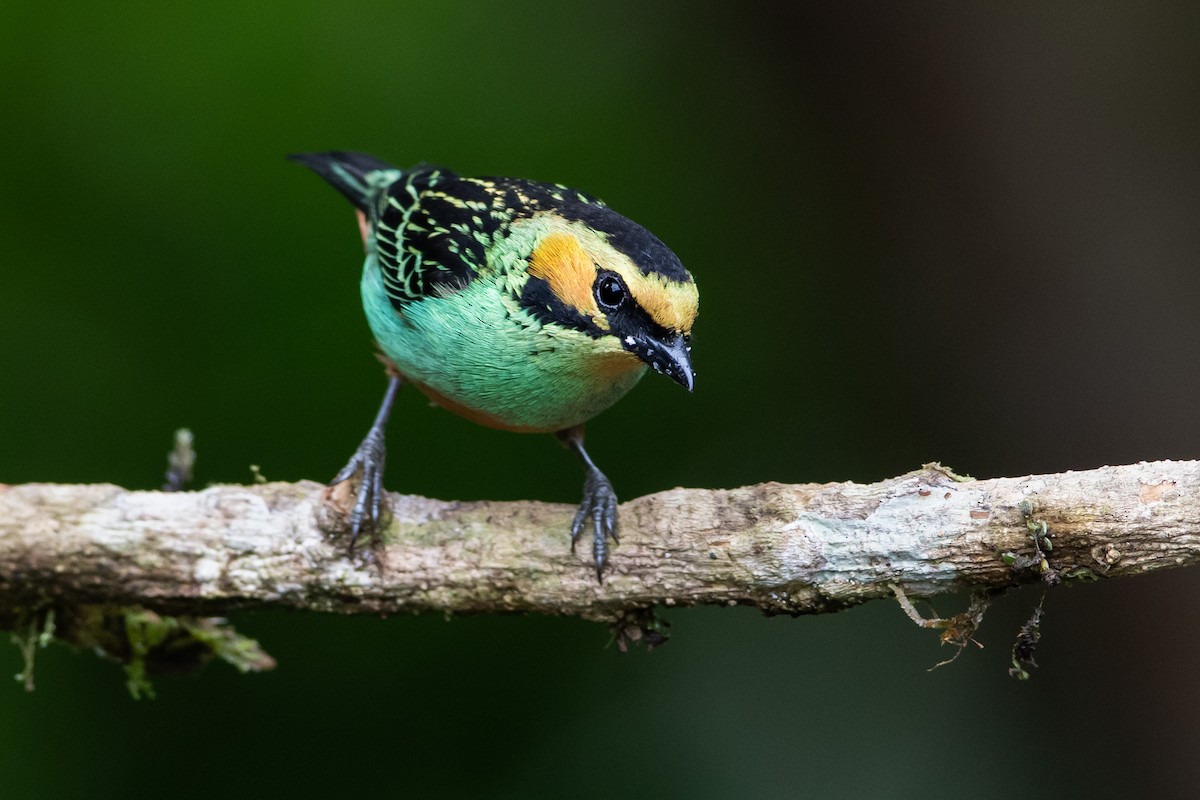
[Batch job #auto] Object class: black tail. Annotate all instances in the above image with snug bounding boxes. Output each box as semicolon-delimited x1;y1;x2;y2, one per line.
287;151;398;212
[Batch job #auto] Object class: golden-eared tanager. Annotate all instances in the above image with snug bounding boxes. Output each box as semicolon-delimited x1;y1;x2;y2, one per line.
290;152;698;579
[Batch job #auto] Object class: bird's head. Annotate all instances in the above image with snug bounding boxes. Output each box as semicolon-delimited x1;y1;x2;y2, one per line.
517;208;698;390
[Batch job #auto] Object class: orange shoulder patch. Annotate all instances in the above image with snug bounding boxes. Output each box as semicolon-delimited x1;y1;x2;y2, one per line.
528;231;604;326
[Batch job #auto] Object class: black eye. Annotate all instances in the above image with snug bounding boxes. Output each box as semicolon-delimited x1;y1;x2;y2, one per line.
594;272;628;310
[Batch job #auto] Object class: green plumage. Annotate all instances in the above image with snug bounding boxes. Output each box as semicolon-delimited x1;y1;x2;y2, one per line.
291;151;680;432
360;233;646;432
290;150;698;577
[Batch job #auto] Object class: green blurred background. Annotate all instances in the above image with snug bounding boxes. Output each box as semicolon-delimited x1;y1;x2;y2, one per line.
3;2;1200;797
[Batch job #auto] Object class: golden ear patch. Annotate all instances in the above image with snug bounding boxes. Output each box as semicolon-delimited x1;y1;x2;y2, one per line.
528;231;604;325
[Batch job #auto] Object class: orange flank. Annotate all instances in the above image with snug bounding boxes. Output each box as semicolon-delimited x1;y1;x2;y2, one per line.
355;210;370;248
410;380;550;433
410;348;642;434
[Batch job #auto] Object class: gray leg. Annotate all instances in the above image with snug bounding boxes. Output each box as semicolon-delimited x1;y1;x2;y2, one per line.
332;374;405;552
556;425;619;582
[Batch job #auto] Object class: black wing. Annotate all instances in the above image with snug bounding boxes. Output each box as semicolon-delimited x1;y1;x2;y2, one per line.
291;151;478;306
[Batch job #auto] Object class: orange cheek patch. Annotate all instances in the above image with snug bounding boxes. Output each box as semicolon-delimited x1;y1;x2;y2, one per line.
528;232;604;325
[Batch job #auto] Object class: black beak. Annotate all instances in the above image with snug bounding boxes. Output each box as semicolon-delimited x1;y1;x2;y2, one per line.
631;333;694;391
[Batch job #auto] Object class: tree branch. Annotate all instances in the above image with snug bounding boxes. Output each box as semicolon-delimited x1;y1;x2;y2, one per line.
3;461;1199;625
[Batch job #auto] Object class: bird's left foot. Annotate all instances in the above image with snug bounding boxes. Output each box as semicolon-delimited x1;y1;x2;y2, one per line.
572;467;619;582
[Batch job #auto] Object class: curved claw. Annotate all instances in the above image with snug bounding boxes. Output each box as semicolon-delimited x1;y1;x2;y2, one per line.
571;470;619;582
330;426;389;553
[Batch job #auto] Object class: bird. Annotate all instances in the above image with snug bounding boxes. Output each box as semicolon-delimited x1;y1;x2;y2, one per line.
289;151;698;580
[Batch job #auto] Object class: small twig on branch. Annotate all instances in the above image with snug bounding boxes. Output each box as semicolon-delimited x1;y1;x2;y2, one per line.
2;460;1198;622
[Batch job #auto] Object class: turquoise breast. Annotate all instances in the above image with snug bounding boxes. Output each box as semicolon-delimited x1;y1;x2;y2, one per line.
360;257;646;432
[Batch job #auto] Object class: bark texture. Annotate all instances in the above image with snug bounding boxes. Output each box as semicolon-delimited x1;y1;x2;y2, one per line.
2;460;1198;624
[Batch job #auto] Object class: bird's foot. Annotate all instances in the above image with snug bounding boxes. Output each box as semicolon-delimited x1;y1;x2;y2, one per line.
571;468;619;582
330;425;389;553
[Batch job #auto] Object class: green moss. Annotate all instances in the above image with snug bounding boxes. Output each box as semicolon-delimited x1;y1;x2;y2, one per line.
122;609;277;699
10;609;56;692
922;462;975;482
1064;567;1099;582
6;605;274;698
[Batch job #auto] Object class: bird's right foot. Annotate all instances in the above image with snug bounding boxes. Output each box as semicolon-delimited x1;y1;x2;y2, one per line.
330;426;389;553
328;374;404;553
